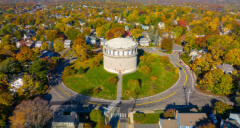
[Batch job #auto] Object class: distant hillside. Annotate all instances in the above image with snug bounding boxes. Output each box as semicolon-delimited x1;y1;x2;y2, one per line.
1;0;240;5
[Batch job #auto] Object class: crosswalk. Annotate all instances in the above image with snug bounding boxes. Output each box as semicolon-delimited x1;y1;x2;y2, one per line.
109;113;127;118
104;100;120;115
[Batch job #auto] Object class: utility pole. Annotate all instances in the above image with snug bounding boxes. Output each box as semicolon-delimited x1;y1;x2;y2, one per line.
186;89;192;105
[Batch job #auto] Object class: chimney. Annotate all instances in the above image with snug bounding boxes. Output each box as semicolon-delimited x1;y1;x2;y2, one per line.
222;63;225;66
175;110;178;119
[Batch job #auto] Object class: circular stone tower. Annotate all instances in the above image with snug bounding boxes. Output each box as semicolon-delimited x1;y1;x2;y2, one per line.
103;38;138;74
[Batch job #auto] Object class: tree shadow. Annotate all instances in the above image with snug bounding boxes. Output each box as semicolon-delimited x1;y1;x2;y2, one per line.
137;49;144;65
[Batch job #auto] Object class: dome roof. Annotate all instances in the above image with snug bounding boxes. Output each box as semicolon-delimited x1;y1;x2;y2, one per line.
104;38;137;49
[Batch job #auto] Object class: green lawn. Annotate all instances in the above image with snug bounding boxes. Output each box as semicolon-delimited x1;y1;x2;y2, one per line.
122;55;179;100
134;113;164;124
63;65;117;100
180;53;191;65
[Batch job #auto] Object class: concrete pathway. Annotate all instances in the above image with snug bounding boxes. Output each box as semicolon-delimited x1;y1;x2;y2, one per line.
117;74;123;100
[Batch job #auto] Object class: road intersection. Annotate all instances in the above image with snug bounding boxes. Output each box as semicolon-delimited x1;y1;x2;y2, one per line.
44;46;232;128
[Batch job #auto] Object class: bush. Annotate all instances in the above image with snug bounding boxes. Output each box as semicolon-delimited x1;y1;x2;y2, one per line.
90;109;103;122
163;109;175;118
134;112;146;123
139;65;151;75
62;66;75;78
214;101;232;114
139;56;145;61
108;76;118;85
160;56;170;64
84;123;92;128
78;66;85;74
93;86;103;94
174;67;179;74
161;38;173;52
151;76;158;81
101;124;112;128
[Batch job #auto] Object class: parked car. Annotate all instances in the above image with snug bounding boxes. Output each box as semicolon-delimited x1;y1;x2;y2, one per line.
210;114;217;124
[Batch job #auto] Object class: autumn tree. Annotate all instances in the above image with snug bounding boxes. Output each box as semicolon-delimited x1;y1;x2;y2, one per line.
112;27;125;38
64;27;80;40
29;59;47;80
0;91;13;127
161;38;173;52
1;57;20;74
90;109;103;122
16;46;33;62
47;30;58;42
105;30;114;40
53;38;64;52
163;109;175;118
107;76;117;85
17;73;42;97
101;124;112;128
200;69;233;95
224;48;240;66
198;123;216;128
40;42;49;51
139;65;151;75
9;97;53;128
214;101;232;114
131;29;142;41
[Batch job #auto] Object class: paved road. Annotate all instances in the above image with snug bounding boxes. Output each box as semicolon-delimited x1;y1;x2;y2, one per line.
45;46;232;128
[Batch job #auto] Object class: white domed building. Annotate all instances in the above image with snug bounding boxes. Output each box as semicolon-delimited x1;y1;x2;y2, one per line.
103;38;138;74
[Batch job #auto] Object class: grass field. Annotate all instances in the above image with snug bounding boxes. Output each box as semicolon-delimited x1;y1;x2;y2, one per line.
122;54;179;100
63;65;117;100
134;112;164;124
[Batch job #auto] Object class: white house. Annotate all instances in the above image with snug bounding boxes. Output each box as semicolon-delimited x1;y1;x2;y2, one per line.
24;34;31;40
64;40;72;48
35;41;43;48
158;22;165;29
86;36;97;45
9;73;24;92
139;38;150;46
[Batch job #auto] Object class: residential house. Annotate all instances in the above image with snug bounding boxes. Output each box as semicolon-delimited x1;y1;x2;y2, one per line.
40;50;53;59
189;49;198;60
159;110;208;128
64;40;72;48
52;111;79;128
16;40;26;48
9;73;24;93
189;49;207;61
221;113;240;128
86;36;97;45
35;41;43;48
25;41;35;48
24;33;31;40
99;37;107;46
216;63;236;74
196;35;205;38
125;26;129;31
158;22;165;29
139;38;150;46
141;25;149;30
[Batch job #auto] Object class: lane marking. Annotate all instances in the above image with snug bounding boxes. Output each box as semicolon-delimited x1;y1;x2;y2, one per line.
56;85;71;96
174;52;178;56
83;100;102;106
56;85;103;106
175;61;187;86
136;92;176;106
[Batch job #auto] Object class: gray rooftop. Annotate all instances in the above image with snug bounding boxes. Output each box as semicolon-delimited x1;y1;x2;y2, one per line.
160;119;178;128
53;115;76;123
216;63;235;72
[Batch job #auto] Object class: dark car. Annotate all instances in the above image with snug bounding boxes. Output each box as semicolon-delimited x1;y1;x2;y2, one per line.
210;114;217;124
